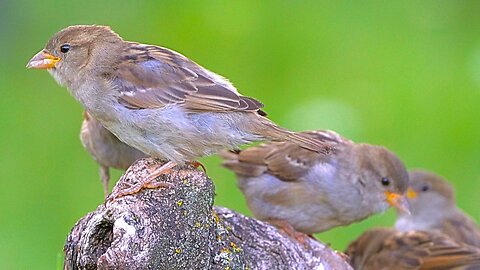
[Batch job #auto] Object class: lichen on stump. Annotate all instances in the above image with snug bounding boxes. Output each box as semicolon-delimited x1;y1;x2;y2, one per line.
64;158;352;270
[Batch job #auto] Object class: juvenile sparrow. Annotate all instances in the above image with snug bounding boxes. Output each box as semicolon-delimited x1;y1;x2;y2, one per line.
345;227;480;270
80;111;147;197
396;169;480;248
220;130;410;235
26;25;328;200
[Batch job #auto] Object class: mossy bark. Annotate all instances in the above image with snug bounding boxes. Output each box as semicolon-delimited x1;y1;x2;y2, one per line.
64;158;352;270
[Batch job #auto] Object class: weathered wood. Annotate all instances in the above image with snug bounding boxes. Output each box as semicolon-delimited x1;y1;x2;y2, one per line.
64;158;352;270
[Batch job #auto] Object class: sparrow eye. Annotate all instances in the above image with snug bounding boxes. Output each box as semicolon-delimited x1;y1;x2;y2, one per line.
421;185;429;192
60;44;70;53
381;177;390;186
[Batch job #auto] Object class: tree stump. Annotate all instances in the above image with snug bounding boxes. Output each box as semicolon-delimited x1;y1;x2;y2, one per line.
64;158;352;270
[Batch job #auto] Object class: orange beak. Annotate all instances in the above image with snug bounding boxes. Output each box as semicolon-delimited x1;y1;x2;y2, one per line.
26;50;60;69
385;191;411;215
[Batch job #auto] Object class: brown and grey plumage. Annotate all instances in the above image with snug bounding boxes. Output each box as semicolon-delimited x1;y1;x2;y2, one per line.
221;130;410;235
396;170;480;248
27;25;329;200
80;111;147;197
222;130;346;180
346;228;480;270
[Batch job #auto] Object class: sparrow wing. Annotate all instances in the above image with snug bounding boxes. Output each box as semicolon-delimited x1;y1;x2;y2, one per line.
346;228;480;270
114;43;263;113
346;228;407;270
388;231;480;270
221;130;347;181
441;212;480;248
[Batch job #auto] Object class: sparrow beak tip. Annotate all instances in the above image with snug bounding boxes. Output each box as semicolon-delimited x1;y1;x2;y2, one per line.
26;50;60;69
386;191;412;215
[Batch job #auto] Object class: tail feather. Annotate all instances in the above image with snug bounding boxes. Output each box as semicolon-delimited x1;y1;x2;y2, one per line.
258;123;333;154
286;131;332;154
219;150;268;177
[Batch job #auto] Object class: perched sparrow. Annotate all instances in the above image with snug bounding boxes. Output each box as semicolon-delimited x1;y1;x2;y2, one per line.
396;169;480;248
346;171;480;269
26;25;327;200
80;111;147;197
345;227;480;270
220;130;410;235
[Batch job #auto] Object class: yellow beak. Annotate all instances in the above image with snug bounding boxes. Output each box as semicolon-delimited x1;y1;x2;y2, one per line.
26;50;60;69
406;187;417;199
385;191;411;215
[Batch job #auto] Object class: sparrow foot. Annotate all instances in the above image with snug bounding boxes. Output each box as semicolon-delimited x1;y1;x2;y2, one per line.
334;250;350;262
189;161;207;173
106;161;176;203
148;160;177;179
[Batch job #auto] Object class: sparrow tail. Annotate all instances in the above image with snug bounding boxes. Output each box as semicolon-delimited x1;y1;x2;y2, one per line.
219;149;268;177
254;120;332;154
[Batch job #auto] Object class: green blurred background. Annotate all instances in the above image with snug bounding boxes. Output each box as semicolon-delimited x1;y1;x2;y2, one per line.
1;1;480;268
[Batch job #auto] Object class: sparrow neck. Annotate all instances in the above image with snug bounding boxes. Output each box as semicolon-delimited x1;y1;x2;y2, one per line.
395;204;456;231
69;74;120;123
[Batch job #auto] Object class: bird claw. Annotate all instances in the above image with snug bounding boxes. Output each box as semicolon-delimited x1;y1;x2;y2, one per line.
105;180;172;203
190;161;207;173
148;161;177;180
105;161;176;203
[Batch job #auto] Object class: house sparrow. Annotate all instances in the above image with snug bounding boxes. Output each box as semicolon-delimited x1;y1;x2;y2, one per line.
26;25;328;200
345;227;480;270
220;130;410;235
396;169;480;248
80;111;147;197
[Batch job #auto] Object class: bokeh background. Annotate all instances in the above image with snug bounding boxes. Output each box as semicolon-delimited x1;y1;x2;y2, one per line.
1;1;480;269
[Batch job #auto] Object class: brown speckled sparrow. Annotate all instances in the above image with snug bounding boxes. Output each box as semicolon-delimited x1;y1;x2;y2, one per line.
220;130;410;236
80;111;147;197
27;25;328;200
346;228;480;270
396;169;480;248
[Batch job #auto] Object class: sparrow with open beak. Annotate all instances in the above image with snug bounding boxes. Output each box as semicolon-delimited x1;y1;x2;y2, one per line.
80;111;147;197
345;227;480;270
396;169;480;248
220;130;410;236
27;25;329;201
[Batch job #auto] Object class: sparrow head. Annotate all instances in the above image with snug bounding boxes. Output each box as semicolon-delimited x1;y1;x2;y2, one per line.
352;144;411;214
26;25;123;86
405;169;455;216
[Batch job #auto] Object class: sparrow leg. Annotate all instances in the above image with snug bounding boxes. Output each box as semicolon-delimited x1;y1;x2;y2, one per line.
335;251;351;262
99;165;110;199
189;161;207;172
148;160;177;180
267;219;311;248
106;161;175;203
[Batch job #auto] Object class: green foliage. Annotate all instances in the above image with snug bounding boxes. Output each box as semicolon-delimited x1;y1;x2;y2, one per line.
2;1;480;269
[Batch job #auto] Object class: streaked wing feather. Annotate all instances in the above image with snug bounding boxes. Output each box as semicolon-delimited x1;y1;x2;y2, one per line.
262;130;348;181
263;143;323;181
441;214;480;248
115;43;263;112
221;130;347;181
348;229;480;270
